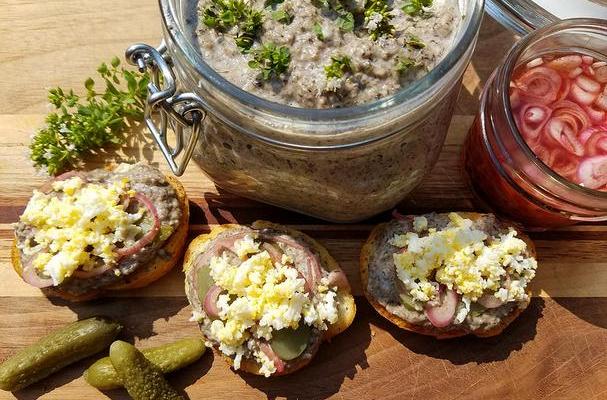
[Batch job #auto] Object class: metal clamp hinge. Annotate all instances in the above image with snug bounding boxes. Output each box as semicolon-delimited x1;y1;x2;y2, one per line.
125;42;206;176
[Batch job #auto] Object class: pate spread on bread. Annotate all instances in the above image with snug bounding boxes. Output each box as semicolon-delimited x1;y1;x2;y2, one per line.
12;163;189;301
361;212;538;338
184;221;355;376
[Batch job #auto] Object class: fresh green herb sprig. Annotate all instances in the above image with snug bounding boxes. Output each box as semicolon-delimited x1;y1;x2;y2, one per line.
324;55;353;79
201;0;243;30
334;3;355;32
271;9;293;24
405;34;426;49
248;43;291;80
402;0;433;17
395;57;421;74
30;57;149;175
364;0;395;40
201;0;263;52
396;57;418;74
235;9;264;51
312;0;355;33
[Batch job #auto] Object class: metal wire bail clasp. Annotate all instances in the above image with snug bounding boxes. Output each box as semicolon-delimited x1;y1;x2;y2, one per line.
125;43;205;176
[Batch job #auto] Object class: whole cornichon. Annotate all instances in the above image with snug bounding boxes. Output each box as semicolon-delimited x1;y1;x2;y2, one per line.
109;340;184;400
84;337;206;390
0;317;122;392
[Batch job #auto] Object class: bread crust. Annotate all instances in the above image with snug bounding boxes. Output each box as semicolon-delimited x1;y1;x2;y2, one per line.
12;168;189;302
360;212;536;339
183;221;356;376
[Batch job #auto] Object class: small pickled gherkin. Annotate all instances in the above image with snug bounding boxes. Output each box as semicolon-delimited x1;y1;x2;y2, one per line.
270;324;312;361
84;338;205;390
109;341;183;400
197;265;215;301
0;317;122;392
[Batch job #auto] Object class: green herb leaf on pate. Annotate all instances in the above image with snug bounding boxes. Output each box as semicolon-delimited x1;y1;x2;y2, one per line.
402;0;433;17
201;0;263;52
248;43;292;80
324;55;353;79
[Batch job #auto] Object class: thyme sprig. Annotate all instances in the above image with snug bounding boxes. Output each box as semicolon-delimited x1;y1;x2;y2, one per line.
248;43;291;80
364;0;395;40
30;57;149;175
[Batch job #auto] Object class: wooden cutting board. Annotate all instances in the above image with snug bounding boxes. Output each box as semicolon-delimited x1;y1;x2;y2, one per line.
1;2;607;399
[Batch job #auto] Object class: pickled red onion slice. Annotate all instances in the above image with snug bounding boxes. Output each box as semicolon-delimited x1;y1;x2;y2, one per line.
203;284;222;319
269;235;322;293
547;55;583;72
576;75;601;93
516;103;551;142
477;294;504;309
595;65;607;83
260;342;286;374
516;67;562;105
595;94;607;111
577;155;607;189
584;104;606;123
115;193;160;258
585;131;607;156
569;67;583;79
22;264;54;288
551;100;590;132
424;285;458;328
261;242;283;265
570;83;599;105
544;117;585;156
579;127;606;145
556;78;571;102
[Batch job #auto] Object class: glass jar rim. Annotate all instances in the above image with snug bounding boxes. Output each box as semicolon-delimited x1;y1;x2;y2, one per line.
159;0;484;123
495;17;607;200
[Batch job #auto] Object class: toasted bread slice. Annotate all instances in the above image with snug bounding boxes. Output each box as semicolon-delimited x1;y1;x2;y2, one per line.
183;221;356;376
361;212;536;339
12;170;189;302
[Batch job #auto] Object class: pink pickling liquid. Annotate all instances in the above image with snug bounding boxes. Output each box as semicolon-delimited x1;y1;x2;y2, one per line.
510;53;607;190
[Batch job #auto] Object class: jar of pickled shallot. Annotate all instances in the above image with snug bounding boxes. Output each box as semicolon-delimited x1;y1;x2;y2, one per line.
463;18;607;230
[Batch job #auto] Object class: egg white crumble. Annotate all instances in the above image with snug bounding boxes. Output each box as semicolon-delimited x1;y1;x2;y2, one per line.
391;213;537;320
17;177;142;285
199;235;339;376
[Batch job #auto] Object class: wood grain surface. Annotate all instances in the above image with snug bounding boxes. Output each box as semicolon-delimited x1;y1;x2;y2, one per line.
1;1;606;399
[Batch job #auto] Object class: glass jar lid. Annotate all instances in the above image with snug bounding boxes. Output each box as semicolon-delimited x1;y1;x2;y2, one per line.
486;0;607;34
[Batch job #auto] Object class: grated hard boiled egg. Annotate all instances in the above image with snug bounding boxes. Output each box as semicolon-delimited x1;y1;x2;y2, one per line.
17;177;142;285
391;213;537;311
201;235;338;376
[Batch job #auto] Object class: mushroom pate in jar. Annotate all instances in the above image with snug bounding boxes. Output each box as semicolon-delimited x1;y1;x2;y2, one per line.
126;0;483;222
196;0;461;107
